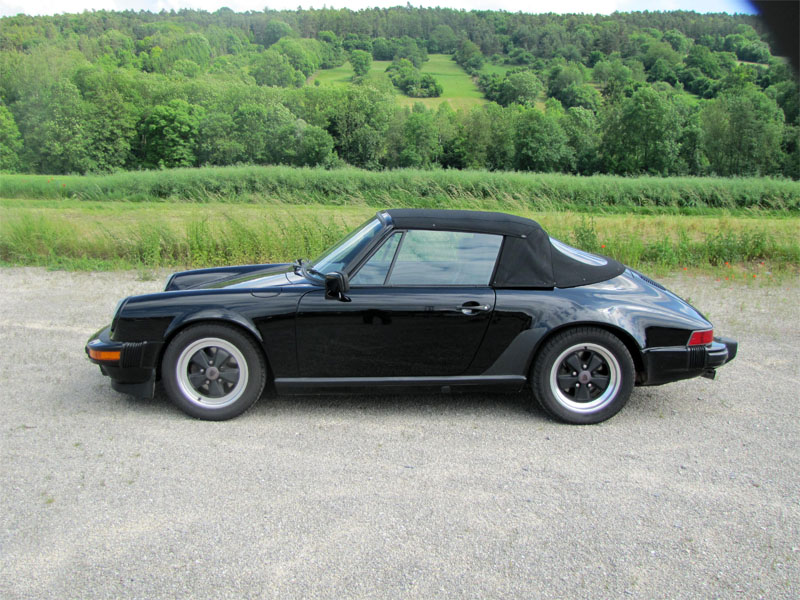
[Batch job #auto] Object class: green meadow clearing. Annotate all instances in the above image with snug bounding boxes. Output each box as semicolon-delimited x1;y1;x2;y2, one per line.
310;54;487;110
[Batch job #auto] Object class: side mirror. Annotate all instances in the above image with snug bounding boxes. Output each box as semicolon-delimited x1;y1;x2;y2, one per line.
325;271;351;302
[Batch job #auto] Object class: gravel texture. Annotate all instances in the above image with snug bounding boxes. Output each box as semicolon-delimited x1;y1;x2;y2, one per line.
1;267;798;599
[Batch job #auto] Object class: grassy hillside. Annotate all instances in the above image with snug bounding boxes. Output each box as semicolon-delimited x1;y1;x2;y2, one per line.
310;54;486;110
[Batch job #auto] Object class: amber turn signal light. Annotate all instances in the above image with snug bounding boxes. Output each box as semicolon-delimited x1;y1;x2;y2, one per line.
688;330;713;346
88;348;121;361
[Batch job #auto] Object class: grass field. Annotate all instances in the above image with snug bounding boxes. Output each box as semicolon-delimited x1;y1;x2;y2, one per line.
2;167;799;213
3;165;798;273
2;198;797;275
310;54;486;111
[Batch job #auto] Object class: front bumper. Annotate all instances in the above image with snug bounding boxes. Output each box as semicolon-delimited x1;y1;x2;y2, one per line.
85;326;163;399
641;336;737;386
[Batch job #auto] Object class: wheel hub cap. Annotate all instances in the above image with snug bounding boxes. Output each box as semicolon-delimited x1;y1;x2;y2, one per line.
549;342;622;414
205;366;220;381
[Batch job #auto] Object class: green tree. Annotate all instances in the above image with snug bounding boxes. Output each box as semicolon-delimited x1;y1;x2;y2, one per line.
700;85;785;176
295;123;334;166
164;33;212;71
429;25;458;53
16;79;93;174
601;87;681;174
663;29;690;53
328;87;393;169
197;111;244;166
647;58;677;84
514;107;572;172
272;38;322;78
349;49;372;79
0;103;23;171
256;20;295;47
233;103;275;164
547;62;585;100
454;39;484;72
558;83;601;111
685;45;721;79
139;99;204;169
435;102;468;169
395;108;441;168
498;71;543;106
768;80;799;125
252;49;304;87
84;88;137;171
563;107;600;174
593;59;634;100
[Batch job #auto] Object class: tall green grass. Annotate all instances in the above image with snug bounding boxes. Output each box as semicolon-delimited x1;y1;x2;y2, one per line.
2;166;799;212
1;201;797;272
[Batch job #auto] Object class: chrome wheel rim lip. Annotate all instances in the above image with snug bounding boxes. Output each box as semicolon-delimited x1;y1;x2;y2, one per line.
176;337;248;409
549;342;620;414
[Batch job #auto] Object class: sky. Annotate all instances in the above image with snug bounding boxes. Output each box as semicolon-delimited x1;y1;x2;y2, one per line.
0;0;757;19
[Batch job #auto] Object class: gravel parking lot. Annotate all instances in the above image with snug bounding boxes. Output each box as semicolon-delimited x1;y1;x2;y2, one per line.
1;266;798;599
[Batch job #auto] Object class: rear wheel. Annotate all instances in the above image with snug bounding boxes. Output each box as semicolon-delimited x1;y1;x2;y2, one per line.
162;324;266;420
532;327;634;424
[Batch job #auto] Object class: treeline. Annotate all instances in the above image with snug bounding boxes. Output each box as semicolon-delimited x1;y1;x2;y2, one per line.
0;7;797;178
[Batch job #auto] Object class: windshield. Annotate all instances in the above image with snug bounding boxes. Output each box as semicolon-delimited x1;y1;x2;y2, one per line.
311;218;383;275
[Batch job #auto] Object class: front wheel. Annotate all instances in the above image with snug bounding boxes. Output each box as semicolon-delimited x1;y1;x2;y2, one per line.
162;324;266;420
532;327;635;424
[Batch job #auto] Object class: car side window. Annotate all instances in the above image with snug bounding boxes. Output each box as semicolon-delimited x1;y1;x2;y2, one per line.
351;232;402;285
387;230;502;286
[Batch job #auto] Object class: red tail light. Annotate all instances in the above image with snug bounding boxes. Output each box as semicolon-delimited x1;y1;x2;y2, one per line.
688;330;713;346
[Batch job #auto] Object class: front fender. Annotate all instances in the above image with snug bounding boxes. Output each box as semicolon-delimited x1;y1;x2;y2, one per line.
163;309;264;343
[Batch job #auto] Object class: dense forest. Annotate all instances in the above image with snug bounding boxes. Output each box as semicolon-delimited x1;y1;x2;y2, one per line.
0;6;797;178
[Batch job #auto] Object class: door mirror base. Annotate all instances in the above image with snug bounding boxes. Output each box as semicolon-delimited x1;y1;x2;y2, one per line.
325;271;351;302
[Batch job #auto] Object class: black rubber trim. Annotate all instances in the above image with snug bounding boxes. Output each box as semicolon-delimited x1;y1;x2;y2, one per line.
706;340;732;368
275;375;525;392
688;346;706;369
716;337;738;363
121;342;146;368
111;373;155;399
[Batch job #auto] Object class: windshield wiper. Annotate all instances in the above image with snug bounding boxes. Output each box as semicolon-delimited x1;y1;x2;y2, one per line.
306;265;323;277
291;258;306;274
293;258;324;279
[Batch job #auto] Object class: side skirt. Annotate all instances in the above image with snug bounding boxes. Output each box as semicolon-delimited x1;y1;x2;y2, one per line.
274;375;527;395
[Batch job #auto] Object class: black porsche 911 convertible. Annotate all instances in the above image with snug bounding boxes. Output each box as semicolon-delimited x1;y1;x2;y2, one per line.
86;209;736;424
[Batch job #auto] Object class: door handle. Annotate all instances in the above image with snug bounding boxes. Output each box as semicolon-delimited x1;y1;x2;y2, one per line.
460;302;491;315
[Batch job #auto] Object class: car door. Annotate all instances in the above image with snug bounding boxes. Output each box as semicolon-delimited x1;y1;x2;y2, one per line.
295;229;503;378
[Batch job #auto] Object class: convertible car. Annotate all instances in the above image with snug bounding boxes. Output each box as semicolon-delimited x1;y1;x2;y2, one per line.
86;209;736;424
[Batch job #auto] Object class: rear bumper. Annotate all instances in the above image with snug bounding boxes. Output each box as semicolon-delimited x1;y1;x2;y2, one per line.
85;326;162;399
641;336;737;386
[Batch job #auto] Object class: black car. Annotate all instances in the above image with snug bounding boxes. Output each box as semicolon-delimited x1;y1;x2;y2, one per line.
86;209;736;424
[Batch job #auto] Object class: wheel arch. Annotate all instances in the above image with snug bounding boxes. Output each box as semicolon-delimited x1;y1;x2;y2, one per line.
526;322;645;383
158;316;272;381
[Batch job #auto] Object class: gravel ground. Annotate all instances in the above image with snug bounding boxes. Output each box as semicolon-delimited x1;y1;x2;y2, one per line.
1;267;798;599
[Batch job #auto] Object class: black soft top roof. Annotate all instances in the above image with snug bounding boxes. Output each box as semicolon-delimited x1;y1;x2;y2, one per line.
383;209;543;238
381;209;624;289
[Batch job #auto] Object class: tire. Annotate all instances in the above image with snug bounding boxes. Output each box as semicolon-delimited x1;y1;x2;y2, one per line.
161;323;266;420
532;327;635;425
